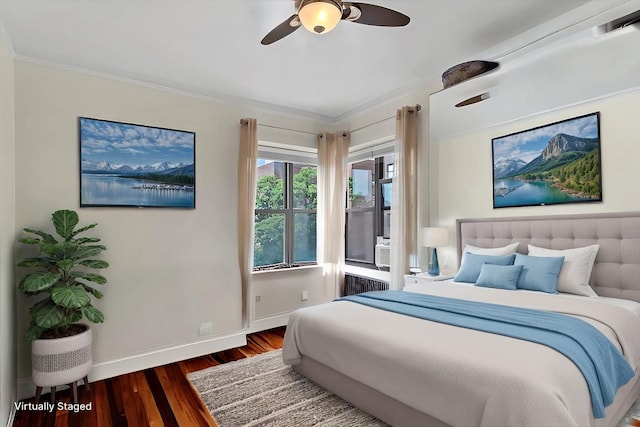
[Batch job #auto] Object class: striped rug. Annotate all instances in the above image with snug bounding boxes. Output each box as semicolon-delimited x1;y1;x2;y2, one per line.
188;349;640;426
187;349;387;426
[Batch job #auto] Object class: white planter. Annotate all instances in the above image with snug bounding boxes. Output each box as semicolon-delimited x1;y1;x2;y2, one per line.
31;324;93;388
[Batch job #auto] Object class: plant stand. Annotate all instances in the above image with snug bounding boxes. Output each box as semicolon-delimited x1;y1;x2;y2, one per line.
34;376;90;403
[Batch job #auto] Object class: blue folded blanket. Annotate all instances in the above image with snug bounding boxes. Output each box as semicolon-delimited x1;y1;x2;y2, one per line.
339;290;634;418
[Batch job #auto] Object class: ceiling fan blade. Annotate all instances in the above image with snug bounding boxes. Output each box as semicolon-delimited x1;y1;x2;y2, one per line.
261;15;301;45
348;3;410;26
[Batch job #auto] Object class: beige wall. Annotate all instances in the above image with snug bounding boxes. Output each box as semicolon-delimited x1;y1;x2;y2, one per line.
435;89;640;271
252;266;328;320
0;23;16;426
12;60;331;396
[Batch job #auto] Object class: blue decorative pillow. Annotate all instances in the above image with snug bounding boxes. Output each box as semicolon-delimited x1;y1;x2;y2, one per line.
453;253;516;283
475;263;524;290
514;253;565;293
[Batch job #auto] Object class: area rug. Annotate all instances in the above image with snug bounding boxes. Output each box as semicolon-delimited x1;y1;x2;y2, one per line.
187;349;388;426
189;349;640;427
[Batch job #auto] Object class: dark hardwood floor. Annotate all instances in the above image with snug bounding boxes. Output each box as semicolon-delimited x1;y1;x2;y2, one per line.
12;327;286;427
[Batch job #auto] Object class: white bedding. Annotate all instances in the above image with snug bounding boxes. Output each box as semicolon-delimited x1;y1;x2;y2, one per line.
283;282;640;427
406;279;640;318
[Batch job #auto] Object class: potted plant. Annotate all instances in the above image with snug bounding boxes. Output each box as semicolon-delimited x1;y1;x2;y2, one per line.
17;209;108;400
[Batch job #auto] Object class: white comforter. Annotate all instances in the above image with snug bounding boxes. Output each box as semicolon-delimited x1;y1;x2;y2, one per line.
282;283;640;427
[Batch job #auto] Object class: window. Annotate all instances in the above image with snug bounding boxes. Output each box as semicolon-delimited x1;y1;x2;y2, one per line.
254;159;317;270
345;153;394;266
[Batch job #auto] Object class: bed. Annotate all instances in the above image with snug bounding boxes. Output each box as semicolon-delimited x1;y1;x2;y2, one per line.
282;212;640;426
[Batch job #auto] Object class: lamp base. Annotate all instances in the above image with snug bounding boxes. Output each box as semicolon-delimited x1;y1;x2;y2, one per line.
428;248;440;276
409;267;422;275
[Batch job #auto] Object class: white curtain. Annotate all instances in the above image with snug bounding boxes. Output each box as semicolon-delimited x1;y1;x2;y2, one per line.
238;118;258;328
390;106;420;289
317;131;349;298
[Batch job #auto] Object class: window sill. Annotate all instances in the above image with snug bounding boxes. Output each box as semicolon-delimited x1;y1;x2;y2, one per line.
252;264;322;275
344;265;391;283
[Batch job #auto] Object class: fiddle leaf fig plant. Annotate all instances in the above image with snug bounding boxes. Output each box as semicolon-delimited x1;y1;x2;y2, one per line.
17;209;109;341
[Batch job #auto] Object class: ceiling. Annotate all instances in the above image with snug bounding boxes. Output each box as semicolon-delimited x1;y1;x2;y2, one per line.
0;0;622;121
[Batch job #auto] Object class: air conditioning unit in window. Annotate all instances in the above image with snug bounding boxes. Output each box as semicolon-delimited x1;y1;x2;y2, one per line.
375;238;391;268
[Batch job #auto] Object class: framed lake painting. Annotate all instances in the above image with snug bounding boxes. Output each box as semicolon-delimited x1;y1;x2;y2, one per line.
79;117;195;208
492;112;602;208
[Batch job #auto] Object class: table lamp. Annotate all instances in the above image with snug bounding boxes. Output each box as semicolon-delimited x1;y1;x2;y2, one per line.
423;227;448;276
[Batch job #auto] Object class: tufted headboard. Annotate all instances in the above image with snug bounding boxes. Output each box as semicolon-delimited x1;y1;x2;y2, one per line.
456;212;640;302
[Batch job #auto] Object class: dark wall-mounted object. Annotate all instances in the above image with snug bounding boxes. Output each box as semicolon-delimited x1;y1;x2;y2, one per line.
442;60;499;89
455;92;490;108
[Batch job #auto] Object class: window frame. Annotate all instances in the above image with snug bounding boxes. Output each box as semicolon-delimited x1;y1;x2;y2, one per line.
345;154;393;267
379;167;392;239
254;160;317;271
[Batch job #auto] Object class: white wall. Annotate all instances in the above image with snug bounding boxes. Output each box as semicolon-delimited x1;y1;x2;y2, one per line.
434;86;640;271
0;22;16;426
427;0;640;272
430;0;640;142
12;60;331;397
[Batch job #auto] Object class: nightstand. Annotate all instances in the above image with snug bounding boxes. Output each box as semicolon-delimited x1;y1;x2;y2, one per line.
404;273;455;289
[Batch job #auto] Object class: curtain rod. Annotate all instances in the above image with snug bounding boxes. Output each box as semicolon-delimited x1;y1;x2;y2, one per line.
350;104;421;134
241;103;421;136
240;119;320;136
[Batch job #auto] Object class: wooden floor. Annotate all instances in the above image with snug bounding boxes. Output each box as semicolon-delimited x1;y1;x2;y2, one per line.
12;327;286;427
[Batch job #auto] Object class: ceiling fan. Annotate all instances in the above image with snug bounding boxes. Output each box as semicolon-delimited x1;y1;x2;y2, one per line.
261;0;410;45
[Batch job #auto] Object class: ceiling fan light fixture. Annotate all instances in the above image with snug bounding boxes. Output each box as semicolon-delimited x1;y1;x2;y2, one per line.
298;0;342;34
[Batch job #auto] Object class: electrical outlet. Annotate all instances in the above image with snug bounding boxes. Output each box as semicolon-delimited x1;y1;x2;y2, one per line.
301;290;309;301
255;295;261;302
199;322;212;336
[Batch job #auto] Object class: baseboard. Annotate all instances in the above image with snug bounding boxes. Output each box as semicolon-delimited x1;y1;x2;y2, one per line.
17;331;247;401
247;313;289;334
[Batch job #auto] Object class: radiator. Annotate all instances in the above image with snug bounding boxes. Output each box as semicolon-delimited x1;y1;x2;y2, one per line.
343;274;389;296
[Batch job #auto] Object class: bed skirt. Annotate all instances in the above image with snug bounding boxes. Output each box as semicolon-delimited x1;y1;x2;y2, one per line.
293;356;448;426
294;354;640;427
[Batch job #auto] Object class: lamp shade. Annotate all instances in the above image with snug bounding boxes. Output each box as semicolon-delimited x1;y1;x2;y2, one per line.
423;227;448;248
298;0;342;34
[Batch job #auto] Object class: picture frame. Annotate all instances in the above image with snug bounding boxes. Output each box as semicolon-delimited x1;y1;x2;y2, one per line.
79;117;195;208
492;112;602;208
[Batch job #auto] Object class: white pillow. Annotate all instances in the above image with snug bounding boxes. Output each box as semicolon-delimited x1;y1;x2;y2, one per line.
527;244;600;297
463;242;520;256
460;242;519;266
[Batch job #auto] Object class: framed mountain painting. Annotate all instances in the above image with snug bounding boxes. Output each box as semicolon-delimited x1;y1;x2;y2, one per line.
492;112;601;208
79;117;195;208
